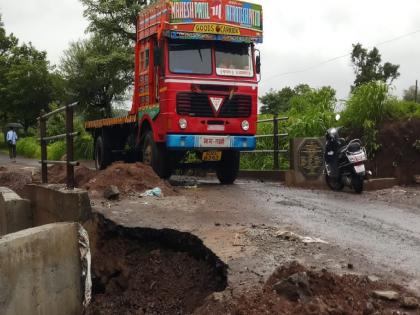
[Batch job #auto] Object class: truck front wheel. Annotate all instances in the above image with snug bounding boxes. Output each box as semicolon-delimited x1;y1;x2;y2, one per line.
216;150;240;185
142;131;172;179
95;136;111;170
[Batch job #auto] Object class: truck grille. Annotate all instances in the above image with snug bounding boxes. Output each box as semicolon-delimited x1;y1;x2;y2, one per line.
176;93;252;118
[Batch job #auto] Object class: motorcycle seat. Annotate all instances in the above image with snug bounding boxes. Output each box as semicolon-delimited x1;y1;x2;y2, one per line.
347;141;361;153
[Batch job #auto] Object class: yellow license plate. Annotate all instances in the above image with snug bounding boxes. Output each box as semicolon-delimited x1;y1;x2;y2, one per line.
202;151;222;162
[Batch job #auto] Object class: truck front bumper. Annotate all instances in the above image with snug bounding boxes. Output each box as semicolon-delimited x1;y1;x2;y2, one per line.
166;135;256;151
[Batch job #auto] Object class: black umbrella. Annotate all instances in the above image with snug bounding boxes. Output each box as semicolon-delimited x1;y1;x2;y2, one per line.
4;123;24;129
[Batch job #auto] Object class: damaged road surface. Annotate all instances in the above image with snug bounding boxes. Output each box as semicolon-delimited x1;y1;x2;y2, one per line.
93;178;420;300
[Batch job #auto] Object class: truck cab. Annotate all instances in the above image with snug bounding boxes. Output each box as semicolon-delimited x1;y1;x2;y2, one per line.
86;0;263;184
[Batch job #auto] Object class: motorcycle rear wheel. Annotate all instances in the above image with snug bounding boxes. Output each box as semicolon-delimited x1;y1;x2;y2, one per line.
325;174;344;191
352;175;364;194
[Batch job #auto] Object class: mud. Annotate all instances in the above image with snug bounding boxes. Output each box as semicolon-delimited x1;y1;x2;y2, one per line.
85;214;227;315
47;164;96;187
47;162;177;198
198;261;419;315
0;166;33;195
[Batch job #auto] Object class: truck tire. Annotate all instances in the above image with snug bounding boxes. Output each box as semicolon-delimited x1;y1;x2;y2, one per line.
142;131;172;179
95;136;111;170
216;150;240;185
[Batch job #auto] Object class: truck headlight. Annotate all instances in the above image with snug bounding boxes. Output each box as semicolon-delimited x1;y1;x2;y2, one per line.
241;120;250;131
179;118;187;130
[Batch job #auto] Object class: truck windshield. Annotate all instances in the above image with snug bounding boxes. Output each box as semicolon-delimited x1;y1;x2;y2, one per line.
215;43;253;77
169;40;212;75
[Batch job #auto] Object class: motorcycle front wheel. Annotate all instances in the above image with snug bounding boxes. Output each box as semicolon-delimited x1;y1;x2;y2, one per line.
325;174;344;191
352;174;364;194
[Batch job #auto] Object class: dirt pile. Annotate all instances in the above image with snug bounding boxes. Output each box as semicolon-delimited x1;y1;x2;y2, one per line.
370;118;420;184
198;261;418;315
86;215;227;315
84;162;176;198
0;167;32;194
47;164;97;187
47;162;177;198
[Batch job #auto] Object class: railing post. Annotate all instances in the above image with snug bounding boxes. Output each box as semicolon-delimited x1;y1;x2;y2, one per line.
66;104;75;189
273;114;279;170
40;110;48;183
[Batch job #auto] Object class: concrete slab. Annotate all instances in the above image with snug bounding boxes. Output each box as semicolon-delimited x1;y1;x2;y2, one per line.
23;184;92;226
0;187;32;236
0;223;83;315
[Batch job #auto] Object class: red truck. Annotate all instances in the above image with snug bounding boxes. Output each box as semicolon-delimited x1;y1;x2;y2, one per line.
85;0;263;184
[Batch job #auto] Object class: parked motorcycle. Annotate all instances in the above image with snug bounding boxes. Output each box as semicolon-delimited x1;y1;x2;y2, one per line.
324;116;368;193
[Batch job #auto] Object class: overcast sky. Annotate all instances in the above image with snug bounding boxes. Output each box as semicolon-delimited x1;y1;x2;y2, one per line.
1;0;419;102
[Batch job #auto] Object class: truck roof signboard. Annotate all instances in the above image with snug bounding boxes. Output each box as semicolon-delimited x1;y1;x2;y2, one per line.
138;0;263;43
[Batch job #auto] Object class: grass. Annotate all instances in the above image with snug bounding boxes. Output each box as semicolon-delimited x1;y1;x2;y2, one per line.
5;133;94;161
240;115;290;171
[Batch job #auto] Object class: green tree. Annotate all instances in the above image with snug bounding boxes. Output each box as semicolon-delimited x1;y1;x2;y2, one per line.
403;85;418;102
287;86;337;138
259;84;312;115
3;43;54;133
80;0;152;44
260;87;296;115
60;35;133;119
351;43;400;89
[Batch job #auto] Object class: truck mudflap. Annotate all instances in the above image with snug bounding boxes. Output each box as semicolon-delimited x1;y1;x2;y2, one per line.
166;135;256;150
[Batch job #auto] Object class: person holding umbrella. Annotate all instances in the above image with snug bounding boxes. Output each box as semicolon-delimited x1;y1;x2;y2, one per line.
6;126;18;162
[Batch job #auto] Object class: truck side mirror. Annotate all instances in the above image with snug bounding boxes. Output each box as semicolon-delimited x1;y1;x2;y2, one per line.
256;52;261;74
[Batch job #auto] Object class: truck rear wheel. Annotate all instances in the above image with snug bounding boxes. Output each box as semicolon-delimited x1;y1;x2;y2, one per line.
216;150;240;185
142;131;172;179
95;136;111;170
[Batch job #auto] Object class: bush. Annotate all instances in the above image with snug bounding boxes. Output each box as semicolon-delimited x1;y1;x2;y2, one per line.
240;114;290;170
48;141;66;160
342;81;389;130
16;137;41;158
387;99;420;119
0;132;7;151
74;133;94;160
341;82;390;157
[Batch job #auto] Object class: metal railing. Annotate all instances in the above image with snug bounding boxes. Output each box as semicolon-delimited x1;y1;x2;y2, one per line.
242;115;289;170
38;102;79;189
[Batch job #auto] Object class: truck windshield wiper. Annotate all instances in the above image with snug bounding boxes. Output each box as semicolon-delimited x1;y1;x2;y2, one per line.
198;49;203;63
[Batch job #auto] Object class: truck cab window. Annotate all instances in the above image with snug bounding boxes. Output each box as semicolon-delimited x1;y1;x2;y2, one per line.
145;49;150;69
215;43;253;77
169;40;212;75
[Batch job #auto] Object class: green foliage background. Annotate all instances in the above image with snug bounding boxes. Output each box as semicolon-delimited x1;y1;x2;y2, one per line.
241;82;419;170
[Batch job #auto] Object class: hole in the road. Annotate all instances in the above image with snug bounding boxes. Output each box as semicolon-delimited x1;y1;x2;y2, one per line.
85;214;228;315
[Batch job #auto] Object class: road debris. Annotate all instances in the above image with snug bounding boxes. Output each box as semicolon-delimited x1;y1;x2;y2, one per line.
401;296;419;309
141;187;163;197
275;230;329;244
103;185;120;200
372;290;400;301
